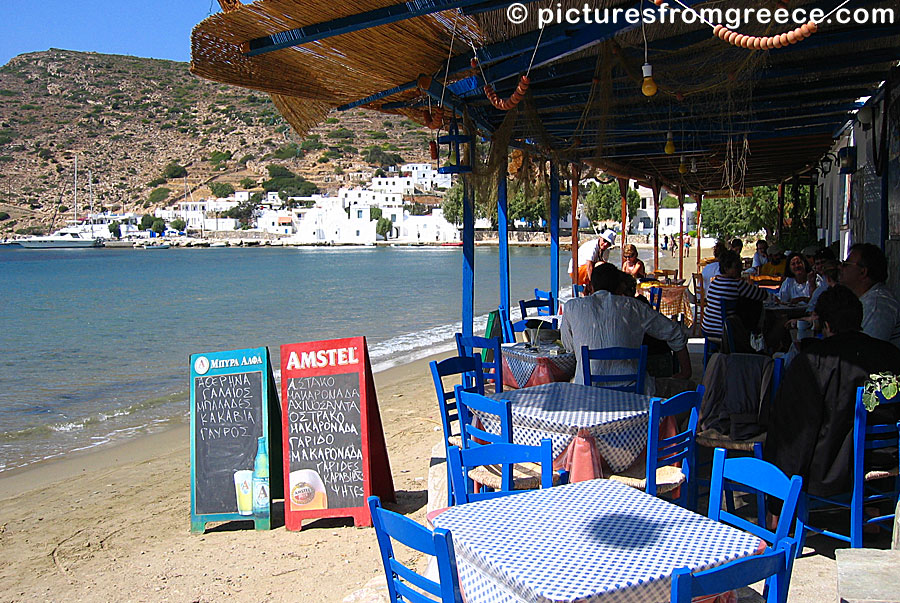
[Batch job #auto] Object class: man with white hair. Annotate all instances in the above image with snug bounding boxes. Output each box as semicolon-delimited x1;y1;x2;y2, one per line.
567;229;616;288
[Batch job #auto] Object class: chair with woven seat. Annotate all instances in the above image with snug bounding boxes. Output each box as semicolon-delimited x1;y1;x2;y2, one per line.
610;386;704;508
429;356;484;506
696;356;785;528
581;345;648;394
368;496;463;603
447;439;558;504
797;386;900;548
708;447;803;553
455;333;503;394
671;537;799;603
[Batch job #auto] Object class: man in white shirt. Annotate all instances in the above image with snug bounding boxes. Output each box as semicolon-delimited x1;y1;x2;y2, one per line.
567;229;616;288
840;242;900;348
701;240;728;295
561;264;691;393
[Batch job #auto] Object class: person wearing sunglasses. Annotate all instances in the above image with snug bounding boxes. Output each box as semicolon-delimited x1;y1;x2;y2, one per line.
621;243;646;279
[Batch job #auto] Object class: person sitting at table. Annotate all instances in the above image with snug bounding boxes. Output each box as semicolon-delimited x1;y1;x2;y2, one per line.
805;259;839;313
560;264;691;393
777;253;821;305
764;285;900;511
621;244;646;279
840;242;900;348
701;240;728;294
749;239;769;274
701;250;771;340
567;229;616;287
757;243;787;277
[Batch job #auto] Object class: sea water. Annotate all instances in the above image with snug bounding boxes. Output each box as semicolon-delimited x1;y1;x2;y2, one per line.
0;244;607;472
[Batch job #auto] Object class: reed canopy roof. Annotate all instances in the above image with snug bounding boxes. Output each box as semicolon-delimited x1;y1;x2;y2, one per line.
192;0;900;193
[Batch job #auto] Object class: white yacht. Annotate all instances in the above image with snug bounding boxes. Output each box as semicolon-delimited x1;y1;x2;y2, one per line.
17;228;102;248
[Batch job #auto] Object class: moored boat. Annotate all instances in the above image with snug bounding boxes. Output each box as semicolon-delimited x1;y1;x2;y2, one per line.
17;229;102;248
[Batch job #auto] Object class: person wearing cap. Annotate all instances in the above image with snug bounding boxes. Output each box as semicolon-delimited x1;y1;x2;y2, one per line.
758;243;787;277
567;229;616;287
621;243;646;279
840;242;900;348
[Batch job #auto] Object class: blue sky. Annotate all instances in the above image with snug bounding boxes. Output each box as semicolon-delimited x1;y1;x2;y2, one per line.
0;1;223;67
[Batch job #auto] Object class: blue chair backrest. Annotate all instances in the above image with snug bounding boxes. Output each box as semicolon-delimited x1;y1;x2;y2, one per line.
646;385;704;507
430;356;484;445
367;496;463;603
498;306;514;343
648;286;662;311
671;537;798;603
709;447;803;546
533;288;557;314
581;345;648;394
447;439;554;504
455;333;503;394
520;297;555;319
456;386;513;449
852;385;900;519
572;284;585;298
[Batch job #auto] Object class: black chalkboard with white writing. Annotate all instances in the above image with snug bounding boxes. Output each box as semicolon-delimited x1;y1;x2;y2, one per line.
284;372;364;511
190;347;279;533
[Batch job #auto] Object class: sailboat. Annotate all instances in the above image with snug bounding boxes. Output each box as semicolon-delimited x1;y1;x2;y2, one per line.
18;157;102;248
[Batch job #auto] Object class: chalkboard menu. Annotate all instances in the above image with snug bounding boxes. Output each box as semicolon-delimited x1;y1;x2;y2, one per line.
280;337;394;530
190;347;281;533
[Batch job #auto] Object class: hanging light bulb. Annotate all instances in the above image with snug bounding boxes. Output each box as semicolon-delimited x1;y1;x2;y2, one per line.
679;157;688;174
664;131;675;155
690;158;698;173
641;63;657;97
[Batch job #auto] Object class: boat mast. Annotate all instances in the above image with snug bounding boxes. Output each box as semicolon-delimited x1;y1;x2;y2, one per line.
88;170;95;236
73;155;78;224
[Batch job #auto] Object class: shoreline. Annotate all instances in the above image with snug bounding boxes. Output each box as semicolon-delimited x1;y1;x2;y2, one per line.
0;348;453;601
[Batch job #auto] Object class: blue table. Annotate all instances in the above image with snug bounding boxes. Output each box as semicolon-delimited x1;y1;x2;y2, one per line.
433;479;763;602
479;382;655;480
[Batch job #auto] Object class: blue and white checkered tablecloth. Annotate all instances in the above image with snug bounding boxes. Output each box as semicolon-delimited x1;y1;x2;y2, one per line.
501;342;577;388
433;479;763;603
477;382;652;472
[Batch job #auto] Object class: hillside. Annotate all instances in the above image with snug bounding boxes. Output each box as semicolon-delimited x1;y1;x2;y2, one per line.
0;49;434;235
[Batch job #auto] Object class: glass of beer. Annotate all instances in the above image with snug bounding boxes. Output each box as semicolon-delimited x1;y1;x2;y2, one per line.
233;470;253;515
289;469;328;511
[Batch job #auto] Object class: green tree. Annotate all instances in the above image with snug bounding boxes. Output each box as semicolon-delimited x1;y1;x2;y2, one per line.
362;146;402;167
139;214;155;231
151;218;166;234
582;180;640;227
239;177;257;189
266;164;294;178
370;207;383;221
170;218;186;231
147;187;171;205
404;202;427;216
376;217;393;239
660;195;679;208
441;182;463;225
209;182;235;198
108;221;121;238
162;161;187;179
225;199;256;227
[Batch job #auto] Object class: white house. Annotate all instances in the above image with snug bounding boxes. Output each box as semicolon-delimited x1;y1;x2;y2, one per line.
395;208;460;243
284;196;376;245
156;198;239;232
256;208;296;235
400;163;452;191
371;176;415;196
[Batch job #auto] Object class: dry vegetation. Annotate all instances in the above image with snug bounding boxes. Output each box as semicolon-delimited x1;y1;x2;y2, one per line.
0;49;432;235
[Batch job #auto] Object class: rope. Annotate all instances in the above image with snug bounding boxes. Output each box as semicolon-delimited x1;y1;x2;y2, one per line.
439;16;458;108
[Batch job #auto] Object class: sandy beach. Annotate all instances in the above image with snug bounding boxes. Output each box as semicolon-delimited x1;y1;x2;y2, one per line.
0;250;847;602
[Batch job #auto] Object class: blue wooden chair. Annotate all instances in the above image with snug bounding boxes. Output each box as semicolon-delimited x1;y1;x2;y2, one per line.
708;447;803;549
518;299;558;331
367;496;463;603
533;288;557;314
671;537;799;603
447;439;559;504
454;333;503;394
429;356;484;506
647;286;662;311
796;387;900;548
580;345;648;394
610;386;704;508
499;306;548;344
572;283;585;298
456;387;513;449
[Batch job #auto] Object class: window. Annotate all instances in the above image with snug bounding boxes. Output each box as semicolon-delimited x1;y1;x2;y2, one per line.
357;210;363;219
390;214;397;222
666;217;674;226
356;230;360;236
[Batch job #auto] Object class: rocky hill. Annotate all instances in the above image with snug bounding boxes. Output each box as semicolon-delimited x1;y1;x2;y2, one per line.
0;49;434;235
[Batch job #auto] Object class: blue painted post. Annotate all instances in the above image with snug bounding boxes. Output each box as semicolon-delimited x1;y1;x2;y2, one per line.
462;179;475;338
549;163;560;305
498;172;510;314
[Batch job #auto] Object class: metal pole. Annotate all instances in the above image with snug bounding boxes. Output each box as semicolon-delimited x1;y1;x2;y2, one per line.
652;180;660;273
618;177;628;268
571;165;580;290
678;189;684;280
550;162;560;304
498;168;510;313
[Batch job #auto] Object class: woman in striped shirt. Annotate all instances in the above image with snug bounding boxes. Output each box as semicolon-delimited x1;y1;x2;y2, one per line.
701;249;772;338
